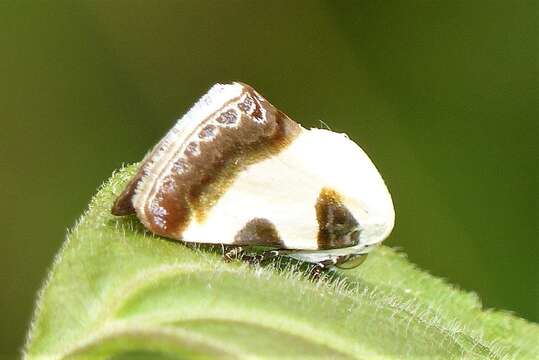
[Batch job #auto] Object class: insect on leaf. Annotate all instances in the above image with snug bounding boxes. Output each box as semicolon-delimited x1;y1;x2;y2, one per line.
24;165;539;359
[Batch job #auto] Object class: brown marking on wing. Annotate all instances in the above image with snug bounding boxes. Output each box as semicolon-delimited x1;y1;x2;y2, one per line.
315;187;360;250
233;218;284;248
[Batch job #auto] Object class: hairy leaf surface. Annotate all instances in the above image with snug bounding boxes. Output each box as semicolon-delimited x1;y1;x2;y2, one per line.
25;165;539;359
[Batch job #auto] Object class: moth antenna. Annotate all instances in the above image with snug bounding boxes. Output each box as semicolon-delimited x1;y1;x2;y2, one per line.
318;119;332;131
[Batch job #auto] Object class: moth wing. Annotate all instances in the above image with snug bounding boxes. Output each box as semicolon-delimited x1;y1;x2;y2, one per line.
181;133;319;249
182;128;367;250
112;82;394;252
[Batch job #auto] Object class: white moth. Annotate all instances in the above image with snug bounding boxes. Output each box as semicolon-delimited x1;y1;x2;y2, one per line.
112;82;395;268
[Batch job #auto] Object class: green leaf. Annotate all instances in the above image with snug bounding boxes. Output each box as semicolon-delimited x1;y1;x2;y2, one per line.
25;164;538;359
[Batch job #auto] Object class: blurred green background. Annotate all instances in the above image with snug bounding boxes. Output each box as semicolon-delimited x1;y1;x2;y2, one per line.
1;0;537;356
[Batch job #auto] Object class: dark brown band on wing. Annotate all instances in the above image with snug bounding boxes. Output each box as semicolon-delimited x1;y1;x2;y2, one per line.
145;85;301;238
111;145;164;216
111;176;139;215
233;218;284;248
316;187;360;250
110;94;241;217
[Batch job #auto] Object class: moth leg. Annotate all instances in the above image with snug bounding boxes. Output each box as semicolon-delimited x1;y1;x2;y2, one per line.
308;259;336;281
256;250;284;262
224;246;286;265
223;246;245;262
239;249;285;265
309;263;325;281
223;246;274;262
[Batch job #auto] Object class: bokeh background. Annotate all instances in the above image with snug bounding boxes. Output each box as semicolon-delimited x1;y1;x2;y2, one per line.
1;1;537;356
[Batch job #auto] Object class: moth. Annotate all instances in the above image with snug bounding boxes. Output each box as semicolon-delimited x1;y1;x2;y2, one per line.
112;82;395;269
